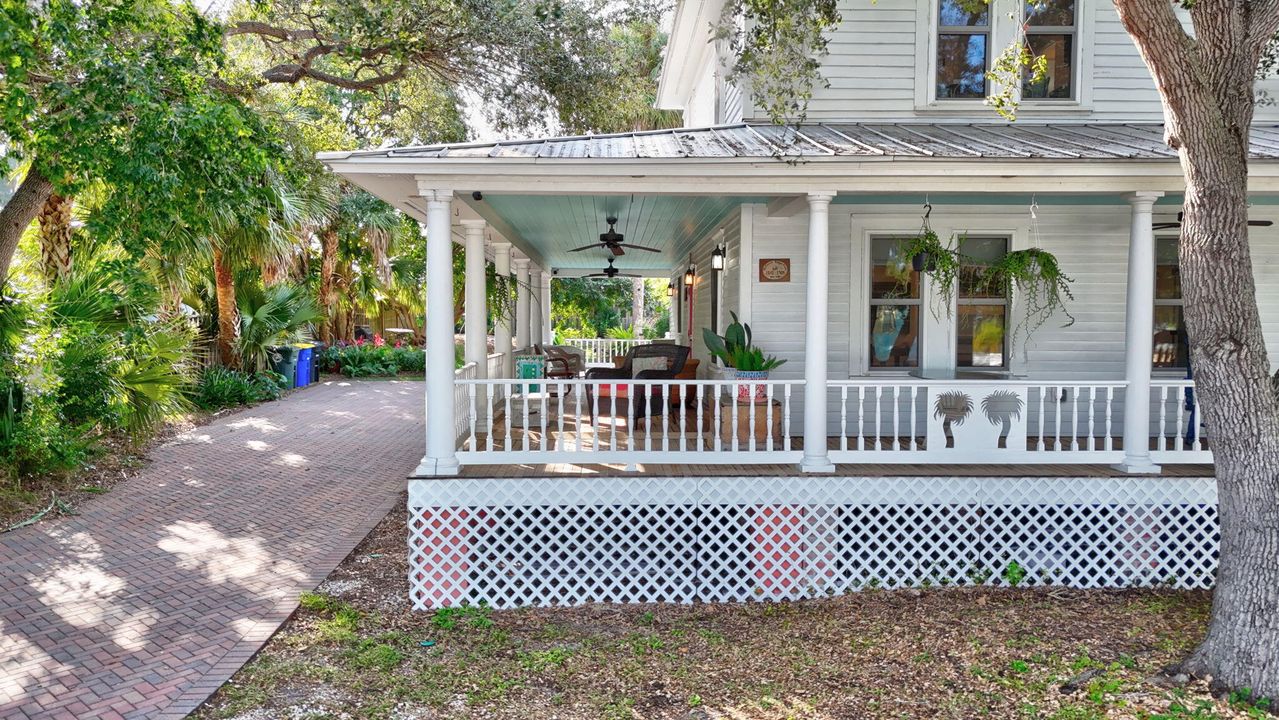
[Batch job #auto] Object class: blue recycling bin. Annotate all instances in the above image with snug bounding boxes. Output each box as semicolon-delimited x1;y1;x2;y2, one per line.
294;344;314;387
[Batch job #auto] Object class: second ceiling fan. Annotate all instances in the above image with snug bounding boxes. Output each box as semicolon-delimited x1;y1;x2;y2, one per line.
570;216;661;256
585;257;640;278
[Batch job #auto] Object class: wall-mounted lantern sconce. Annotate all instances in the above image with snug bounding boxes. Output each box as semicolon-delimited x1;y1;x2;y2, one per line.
710;245;725;272
666;281;675;297
683;265;696;287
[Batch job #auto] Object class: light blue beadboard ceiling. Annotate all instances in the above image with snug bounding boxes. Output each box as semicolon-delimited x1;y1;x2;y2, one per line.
481;194;752;273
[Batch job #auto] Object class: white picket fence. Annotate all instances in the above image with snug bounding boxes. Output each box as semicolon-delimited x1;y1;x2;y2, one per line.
562;338;652;366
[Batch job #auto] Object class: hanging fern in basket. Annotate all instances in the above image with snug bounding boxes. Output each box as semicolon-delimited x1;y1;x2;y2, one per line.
900;228;962;321
977;248;1076;349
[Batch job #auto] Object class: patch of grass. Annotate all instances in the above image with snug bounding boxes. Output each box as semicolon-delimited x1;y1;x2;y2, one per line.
637;610;655;626
627;633;664;655
348;642;403;671
432;604;494;630
518;647;573;672
696;628;725;644
465;671;521;705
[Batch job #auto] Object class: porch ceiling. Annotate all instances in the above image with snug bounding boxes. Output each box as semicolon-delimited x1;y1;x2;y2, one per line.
481;193;754;273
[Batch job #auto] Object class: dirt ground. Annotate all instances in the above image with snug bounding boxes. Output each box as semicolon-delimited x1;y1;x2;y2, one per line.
193;500;1269;720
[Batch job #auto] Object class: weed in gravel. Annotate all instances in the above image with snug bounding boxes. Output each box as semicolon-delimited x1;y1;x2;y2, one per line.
696;628;726;644
347;642;403;671
519;647;573;672
627;633;665;655
465;672;521;705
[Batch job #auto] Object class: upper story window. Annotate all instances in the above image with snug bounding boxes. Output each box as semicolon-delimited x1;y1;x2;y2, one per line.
936;0;990;99
932;0;1080;103
1023;0;1077;99
1154;236;1190;369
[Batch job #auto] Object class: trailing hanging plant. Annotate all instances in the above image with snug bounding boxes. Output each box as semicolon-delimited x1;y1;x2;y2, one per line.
977;248;1076;349
899;228;962;321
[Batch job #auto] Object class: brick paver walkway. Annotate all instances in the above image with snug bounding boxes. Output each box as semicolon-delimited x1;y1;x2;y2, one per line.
0;380;423;720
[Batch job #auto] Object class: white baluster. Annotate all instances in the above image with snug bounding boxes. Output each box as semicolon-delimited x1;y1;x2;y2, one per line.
783;383;792;451
857;386;866;451
839;385;848;452
1086;387;1096;452
908;385;918;451
891;386;900;451
873;386;882;450
540;387;549;452
1053;386;1062;451
1173;385;1186;452
1157;385;1169;452
713;382;722;452
766;383;775;452
1104;386;1114;452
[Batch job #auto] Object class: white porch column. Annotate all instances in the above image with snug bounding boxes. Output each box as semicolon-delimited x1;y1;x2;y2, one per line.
539;271;553;344
514;257;530;350
529;266;544;347
1115;191;1165;474
462;220;488;375
492;241;513;378
462;220;488;428
801;191;837;473
417;187;460;476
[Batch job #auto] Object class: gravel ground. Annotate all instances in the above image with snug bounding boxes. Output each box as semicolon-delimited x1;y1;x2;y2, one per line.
193;498;1268;720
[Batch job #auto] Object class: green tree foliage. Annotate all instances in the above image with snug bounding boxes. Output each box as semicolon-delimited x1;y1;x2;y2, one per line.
0;0;284;277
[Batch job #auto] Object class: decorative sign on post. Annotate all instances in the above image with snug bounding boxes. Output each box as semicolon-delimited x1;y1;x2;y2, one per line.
759;258;791;282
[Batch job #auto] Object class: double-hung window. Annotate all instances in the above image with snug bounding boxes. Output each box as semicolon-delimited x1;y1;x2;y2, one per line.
932;0;1079;103
1023;0;1078;99
869;237;923;369
935;0;991;99
956;236;1010;368
1154;236;1189;369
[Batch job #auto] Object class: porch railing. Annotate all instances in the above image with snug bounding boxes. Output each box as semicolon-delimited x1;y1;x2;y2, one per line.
827;379;1128;464
453;362;477;445
562;338;653;366
1151;379;1211;463
456;377;801;464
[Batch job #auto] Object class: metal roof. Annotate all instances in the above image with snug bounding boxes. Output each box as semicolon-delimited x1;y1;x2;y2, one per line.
326;122;1279;161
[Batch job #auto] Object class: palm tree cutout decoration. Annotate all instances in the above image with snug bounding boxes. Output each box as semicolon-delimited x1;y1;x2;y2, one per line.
930;389;1027;450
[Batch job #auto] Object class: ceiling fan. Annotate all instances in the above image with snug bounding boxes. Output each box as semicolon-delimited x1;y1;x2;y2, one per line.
569;216;661;256
584;257;641;279
1152;211;1273;231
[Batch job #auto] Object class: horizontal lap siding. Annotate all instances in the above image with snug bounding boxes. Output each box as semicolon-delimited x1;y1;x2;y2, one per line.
735;1;1279;123
689;209;743;372
745;200;1279;434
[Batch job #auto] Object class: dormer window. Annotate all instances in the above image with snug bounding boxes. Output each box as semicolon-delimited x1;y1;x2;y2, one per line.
935;0;990;99
1022;0;1077;99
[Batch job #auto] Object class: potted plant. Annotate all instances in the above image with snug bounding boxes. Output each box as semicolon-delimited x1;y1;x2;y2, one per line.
702;313;787;402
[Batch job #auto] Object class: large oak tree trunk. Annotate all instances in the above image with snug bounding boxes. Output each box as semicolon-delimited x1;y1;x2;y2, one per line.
0;165;55;283
1115;0;1279;697
318;226;338;344
36;193;74;284
213;247;241;370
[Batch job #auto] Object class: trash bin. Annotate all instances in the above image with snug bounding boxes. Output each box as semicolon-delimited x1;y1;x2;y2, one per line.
311;342;326;380
270;346;298;386
294;344;315;388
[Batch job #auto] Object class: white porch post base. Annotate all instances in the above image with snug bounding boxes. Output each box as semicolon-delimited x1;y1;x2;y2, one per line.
1114;191;1164;475
799;191;837;474
414;455;461;477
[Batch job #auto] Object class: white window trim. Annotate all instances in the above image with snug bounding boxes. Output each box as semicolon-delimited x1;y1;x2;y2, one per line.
914;0;1094;114
850;212;1030;377
1153;233;1189;375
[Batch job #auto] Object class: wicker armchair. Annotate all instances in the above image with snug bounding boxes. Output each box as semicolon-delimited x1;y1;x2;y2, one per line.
584;344;691;422
537;344;586;380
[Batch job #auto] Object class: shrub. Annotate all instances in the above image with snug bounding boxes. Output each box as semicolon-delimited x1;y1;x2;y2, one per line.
194;367;288;411
318;338;426;377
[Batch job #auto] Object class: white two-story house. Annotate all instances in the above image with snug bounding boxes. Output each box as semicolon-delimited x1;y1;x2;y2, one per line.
320;0;1276;608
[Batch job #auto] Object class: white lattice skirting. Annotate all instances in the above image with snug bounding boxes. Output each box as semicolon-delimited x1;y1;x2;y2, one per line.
407;476;1219;609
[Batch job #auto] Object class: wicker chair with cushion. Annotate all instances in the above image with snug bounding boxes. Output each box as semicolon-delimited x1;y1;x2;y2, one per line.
537;344;586;379
584;344;691;423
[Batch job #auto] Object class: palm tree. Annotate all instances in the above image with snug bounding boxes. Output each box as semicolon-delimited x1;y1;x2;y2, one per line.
205;175;305;369
36;193;74;284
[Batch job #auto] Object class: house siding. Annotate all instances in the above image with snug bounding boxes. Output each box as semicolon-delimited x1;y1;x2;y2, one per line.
723;0;1279;123
737;199;1279;433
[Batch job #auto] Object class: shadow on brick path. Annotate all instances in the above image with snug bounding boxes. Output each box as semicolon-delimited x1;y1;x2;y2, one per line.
0;379;423;719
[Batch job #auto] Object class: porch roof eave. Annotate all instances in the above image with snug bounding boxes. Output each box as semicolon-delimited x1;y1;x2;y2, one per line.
322;154;1279;196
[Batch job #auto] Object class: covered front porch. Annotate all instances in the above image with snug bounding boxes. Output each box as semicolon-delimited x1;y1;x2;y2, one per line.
315;122;1279;606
